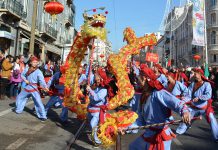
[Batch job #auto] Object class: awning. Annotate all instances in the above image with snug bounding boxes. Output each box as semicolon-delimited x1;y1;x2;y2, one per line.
20;31;44;45
20;31;61;55
45;43;61;55
0;31;15;40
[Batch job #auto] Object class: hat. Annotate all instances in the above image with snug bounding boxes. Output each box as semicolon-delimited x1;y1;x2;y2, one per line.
194;68;215;87
140;65;164;90
154;63;165;74
194;68;204;75
140;64;157;80
31;56;39;62
97;67;115;98
97;68;113;86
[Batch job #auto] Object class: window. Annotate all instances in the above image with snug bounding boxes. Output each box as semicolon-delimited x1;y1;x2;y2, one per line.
214;54;217;62
23;0;28;13
211;13;216;25
211;0;217;7
211;31;216;44
211;54;218;62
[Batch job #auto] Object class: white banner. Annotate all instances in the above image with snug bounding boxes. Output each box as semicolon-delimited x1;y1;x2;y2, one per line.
192;0;205;46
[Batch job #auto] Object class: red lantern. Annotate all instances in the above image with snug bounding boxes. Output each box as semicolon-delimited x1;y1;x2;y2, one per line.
105;11;108;14
44;1;64;16
93;9;97;12
193;54;201;61
100;54;104;58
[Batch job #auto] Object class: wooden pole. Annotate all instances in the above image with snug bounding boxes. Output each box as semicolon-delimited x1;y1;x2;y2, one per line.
41;44;45;63
87;39;95;85
29;0;38;55
115;132;121;150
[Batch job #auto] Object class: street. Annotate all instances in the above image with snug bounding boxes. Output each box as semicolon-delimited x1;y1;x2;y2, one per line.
0;98;218;150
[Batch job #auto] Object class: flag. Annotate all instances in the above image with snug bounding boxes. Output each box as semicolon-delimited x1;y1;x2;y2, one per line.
191;0;205;46
204;63;209;78
167;59;171;67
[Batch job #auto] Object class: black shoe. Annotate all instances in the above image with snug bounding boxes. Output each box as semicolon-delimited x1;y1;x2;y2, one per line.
93;142;101;148
39;118;47;122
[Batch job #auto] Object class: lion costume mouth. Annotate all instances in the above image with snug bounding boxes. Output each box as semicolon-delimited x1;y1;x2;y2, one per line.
91;20;105;28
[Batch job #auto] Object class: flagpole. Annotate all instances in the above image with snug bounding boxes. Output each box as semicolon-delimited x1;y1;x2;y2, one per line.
203;0;209;77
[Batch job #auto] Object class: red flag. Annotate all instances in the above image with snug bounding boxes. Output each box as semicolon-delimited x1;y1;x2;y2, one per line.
167;59;171;67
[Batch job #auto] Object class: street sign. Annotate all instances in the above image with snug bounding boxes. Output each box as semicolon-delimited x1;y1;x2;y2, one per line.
145;52;159;63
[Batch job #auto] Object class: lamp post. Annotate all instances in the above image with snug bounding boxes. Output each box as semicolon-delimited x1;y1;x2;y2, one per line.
29;0;38;55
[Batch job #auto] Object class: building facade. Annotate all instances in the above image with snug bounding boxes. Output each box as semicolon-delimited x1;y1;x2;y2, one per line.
154;35;165;66
207;0;218;66
93;39;113;66
163;0;218;67
0;0;76;63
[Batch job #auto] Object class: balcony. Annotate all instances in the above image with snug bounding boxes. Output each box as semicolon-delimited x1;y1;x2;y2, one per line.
0;0;25;21
208;44;218;51
65;39;72;44
40;23;58;41
207;22;218;28
65;16;74;27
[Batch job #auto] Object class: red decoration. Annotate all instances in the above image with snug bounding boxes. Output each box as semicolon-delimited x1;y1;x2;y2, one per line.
44;1;64;16
145;52;159;63
167;59;171;67
193;54;201;61
93;9;97;12
100;54;104;58
105;11;108;14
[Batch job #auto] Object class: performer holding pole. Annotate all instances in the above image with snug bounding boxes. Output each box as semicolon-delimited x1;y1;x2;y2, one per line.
125;65;191;150
45;65;68;123
176;68;218;142
15;56;49;122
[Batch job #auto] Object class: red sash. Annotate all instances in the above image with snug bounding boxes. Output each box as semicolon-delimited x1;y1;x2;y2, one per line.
206;99;214;123
24;83;39;93
88;105;107;124
142;127;176;150
187;99;214;123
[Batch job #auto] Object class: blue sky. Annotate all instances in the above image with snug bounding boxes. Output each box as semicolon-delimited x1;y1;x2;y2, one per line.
74;0;180;51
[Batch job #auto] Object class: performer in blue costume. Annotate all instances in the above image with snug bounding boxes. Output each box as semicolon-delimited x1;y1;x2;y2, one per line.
15;56;49;121
87;72;108;147
176;69;218;142
166;72;190;121
153;63;168;88
129;63;142;113
45;65;68;123
166;72;190;102
128;66;191;150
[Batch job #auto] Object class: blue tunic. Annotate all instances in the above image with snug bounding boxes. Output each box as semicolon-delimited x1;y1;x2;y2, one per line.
44;64;53;74
16;68;47;119
129;90;188;150
170;81;190;102
157;74;168;88
188;82;212;109
78;73;94;85
137;90;187;127
88;87;107;108
176;81;218;140
45;72;68;122
47;72;64;94
21;68;47;90
78;74;87;85
87;87;107;144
